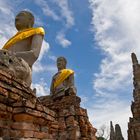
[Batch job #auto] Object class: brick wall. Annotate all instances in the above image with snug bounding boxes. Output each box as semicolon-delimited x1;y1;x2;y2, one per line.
0;69;96;140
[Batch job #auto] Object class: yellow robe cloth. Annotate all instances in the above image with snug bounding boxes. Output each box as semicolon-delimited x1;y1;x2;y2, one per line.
54;69;74;89
2;27;45;49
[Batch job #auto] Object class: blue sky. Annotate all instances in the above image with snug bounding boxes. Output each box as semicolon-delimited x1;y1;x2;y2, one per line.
1;0;140;139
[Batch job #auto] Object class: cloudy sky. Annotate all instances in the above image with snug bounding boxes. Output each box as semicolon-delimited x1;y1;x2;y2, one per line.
1;0;140;139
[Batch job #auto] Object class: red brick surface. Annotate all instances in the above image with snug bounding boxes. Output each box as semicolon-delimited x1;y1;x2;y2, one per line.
0;69;96;140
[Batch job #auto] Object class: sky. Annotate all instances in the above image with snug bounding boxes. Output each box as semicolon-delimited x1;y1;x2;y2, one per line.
1;0;140;139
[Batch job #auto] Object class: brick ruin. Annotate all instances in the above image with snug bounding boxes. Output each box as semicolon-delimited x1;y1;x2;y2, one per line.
0;69;97;140
128;53;140;140
109;121;124;140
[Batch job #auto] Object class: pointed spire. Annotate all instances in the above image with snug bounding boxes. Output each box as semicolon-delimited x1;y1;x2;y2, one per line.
115;124;124;140
109;121;115;140
131;53;138;65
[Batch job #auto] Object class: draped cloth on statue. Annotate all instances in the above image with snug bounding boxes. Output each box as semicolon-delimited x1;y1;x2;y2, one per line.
54;69;74;89
2;27;45;49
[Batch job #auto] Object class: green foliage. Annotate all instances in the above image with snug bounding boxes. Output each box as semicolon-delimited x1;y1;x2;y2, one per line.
97;136;106;140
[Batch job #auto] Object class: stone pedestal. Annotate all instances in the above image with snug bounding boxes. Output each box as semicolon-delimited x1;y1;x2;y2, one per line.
0;70;58;140
39;94;97;140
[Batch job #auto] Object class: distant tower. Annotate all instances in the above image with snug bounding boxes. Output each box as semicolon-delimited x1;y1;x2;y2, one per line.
110;121;115;140
115;124;124;140
110;122;124;140
128;53;140;140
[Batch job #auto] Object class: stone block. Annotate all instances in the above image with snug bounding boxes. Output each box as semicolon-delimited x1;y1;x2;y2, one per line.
58;118;66;130
0;120;12;129
8;92;21;101
34;117;46;125
10;130;34;138
34;132;48;139
11;122;40;131
0;111;12;121
19;138;40;140
58;131;67;140
7;106;13;112
0;103;6;111
13;114;34;122
67;127;81;140
41;126;49;132
0;87;8;97
80;125;88;137
0;128;9;137
66;116;76;127
24;99;36;108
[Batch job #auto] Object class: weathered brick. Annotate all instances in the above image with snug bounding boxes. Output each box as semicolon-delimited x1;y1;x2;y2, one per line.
0;69;97;140
13;107;26;113
0;103;6;111
0;120;12;128
0;128;9;137
0;111;12;120
34;117;46;125
7;106;13;112
43;106;56;117
8;92;21;101
10;130;34;138
65;116;76;127
13;114;34;122
11;122;40;131
58;118;66;130
34;131;48;139
0;94;8;104
50;124;59;129
26;108;42;117
67;128;80;140
19;138;40;140
36;103;44;111
41;126;49;132
24;99;35;108
44;114;55;121
80;125;88;137
0;87;8;97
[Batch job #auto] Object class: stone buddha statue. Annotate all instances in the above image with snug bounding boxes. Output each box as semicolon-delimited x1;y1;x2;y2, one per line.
50;57;77;98
2;10;45;68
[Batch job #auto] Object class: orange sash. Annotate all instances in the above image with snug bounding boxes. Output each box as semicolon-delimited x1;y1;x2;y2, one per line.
3;27;45;49
54;69;74;88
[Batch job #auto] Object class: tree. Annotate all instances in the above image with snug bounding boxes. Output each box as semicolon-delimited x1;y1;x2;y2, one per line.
96;125;109;140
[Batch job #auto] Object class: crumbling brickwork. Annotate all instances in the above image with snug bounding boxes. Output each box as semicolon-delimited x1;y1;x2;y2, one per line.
0;69;96;140
128;53;140;140
39;94;97;140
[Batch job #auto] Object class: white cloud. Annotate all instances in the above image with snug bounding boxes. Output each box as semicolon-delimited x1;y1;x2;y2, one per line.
0;0;13;15
31;81;50;97
54;0;74;48
0;0;16;48
34;0;74;48
34;0;60;21
89;0;140;138
80;95;89;107
33;62;57;74
32;41;57;73
48;55;57;62
37;40;50;61
56;32;71;48
54;0;74;28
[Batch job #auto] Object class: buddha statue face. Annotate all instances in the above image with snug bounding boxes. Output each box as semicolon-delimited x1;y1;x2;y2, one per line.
15;11;34;31
57;57;67;71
